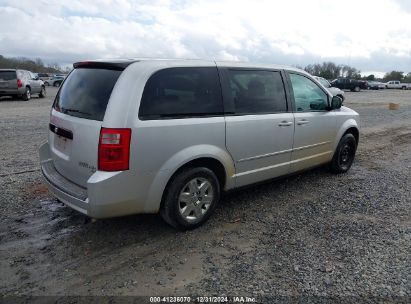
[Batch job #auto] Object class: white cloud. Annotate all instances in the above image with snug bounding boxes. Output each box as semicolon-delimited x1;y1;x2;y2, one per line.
0;0;410;72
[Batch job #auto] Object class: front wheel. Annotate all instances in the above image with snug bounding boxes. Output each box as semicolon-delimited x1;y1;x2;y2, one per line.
160;167;220;230
330;133;357;173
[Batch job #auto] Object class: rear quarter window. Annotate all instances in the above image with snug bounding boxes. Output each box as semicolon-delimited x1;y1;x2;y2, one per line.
139;67;223;119
53;68;122;121
226;70;287;114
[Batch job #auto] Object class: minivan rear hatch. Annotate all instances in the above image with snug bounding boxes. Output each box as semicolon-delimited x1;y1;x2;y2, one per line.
49;62;129;188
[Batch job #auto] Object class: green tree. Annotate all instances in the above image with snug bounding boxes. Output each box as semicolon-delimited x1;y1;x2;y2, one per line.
403;72;411;83
366;74;375;81
383;71;404;82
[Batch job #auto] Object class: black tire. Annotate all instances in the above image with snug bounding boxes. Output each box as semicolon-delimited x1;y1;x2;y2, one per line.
354;86;360;92
54;81;61;87
330;133;357;173
160;167;220;230
22;87;31;101
44;82;49;86
39;86;46;98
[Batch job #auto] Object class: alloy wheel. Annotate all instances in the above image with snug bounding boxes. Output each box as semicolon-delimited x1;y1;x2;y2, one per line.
178;178;214;222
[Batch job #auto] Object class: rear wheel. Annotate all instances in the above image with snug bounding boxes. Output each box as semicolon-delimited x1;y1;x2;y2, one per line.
54;81;61;87
39;86;46;98
402;86;406;90
160;167;220;230
354;86;360;92
330;133;357;173
22;87;31;101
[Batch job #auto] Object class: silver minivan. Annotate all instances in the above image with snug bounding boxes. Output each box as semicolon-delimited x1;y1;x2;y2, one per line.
39;59;359;229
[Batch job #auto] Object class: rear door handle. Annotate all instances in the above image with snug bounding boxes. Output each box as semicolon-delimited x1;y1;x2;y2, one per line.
297;119;310;125
278;121;293;127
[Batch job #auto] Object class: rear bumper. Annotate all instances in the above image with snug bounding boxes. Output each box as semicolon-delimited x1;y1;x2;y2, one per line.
39;142;151;218
0;88;24;96
40;142;90;215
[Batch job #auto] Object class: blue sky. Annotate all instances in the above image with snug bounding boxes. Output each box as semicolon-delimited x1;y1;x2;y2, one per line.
0;0;410;76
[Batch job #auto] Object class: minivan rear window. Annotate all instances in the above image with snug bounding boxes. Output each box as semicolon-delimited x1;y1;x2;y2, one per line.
139;67;223;119
0;71;16;81
53;68;122;121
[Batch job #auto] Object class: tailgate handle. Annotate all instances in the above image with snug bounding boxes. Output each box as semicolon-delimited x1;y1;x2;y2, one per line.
49;123;73;140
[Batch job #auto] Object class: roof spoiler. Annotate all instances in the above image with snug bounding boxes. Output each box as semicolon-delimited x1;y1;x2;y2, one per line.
73;61;137;71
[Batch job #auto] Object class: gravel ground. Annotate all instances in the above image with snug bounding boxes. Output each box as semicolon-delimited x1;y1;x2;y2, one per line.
0;88;410;302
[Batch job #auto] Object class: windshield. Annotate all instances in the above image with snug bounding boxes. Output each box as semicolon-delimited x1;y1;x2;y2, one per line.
53;68;122;121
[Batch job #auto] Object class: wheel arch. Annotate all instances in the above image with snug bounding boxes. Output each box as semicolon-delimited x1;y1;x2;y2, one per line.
167;157;227;189
343;127;359;145
333;119;359;151
143;145;235;213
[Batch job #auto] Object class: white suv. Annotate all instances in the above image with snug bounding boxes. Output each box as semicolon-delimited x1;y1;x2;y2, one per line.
40;59;359;229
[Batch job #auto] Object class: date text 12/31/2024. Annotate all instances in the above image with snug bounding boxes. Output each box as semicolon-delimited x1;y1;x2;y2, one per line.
150;296;256;303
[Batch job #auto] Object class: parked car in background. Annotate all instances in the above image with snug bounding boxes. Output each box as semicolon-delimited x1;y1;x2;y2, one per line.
37;73;51;83
331;78;367;92
385;80;411;90
0;69;46;101
48;76;65;87
39;59;360;230
367;81;386;90
313;76;345;101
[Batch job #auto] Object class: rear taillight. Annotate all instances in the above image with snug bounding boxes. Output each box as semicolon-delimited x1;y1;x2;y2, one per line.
17;79;22;88
98;128;131;171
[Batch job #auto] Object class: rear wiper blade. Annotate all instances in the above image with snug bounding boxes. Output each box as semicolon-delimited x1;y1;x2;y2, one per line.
61;108;91;116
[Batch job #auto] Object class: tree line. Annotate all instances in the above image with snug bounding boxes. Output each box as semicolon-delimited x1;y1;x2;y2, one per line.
0;54;67;74
301;61;411;83
1;55;410;82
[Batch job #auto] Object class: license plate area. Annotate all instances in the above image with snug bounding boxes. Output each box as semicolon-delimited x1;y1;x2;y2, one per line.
55;135;71;154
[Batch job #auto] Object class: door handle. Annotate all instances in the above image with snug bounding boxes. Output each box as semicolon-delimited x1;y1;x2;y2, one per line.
297;119;310;125
278;121;293;127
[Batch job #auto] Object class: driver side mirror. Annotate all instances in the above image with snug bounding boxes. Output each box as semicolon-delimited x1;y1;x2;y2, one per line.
330;95;343;110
